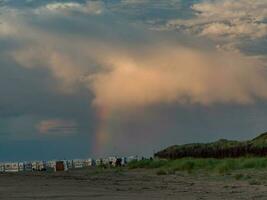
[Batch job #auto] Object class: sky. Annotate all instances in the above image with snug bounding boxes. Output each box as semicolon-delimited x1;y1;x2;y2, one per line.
1;0;267;161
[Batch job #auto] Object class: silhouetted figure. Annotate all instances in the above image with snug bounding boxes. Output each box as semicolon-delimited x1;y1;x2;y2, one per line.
116;158;122;167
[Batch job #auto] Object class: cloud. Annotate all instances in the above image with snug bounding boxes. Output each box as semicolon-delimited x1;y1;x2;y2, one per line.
0;22;16;36
13;47;84;93
5;4;267;111
37;119;77;135
87;45;267;110
2;1;267;128
122;0;150;4
167;0;267;39
38;1;104;15
12;32;267;111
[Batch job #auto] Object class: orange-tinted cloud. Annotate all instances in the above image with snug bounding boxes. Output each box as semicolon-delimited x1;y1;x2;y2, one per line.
87;45;267;110
37;119;77;135
6;5;267;111
12;40;267;110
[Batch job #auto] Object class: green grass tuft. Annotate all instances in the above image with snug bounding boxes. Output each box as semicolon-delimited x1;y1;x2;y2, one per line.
128;157;267;174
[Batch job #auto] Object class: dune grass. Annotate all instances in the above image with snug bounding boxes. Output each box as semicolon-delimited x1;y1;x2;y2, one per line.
155;132;267;159
128;157;267;174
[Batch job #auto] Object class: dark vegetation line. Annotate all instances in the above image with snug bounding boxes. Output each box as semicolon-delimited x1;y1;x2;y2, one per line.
154;132;267;159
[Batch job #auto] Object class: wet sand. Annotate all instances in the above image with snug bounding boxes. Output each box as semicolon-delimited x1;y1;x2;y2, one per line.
0;168;267;199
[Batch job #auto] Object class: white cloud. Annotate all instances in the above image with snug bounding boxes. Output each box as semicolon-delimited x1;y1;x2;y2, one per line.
200;22;267;39
46;2;81;11
39;1;104;15
167;0;267;39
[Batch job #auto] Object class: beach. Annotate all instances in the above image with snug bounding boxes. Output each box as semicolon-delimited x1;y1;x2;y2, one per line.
1;168;267;200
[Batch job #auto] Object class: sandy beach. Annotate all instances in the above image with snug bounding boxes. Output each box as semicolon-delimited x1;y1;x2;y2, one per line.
0;168;267;200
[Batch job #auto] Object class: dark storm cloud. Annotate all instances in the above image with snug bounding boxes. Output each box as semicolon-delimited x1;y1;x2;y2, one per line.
0;54;95;135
